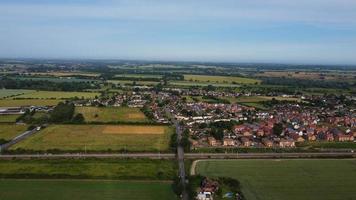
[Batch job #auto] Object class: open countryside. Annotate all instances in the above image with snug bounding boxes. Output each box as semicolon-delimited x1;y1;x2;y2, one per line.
0;180;177;200
15;91;100;99
75;107;148;122
195;159;356;200
11;125;173;152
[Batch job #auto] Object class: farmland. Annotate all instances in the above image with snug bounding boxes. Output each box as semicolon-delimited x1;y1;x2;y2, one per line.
0;158;176;180
14;91;100;99
114;74;162;79
108;80;160;86
0;124;27;141
184;75;261;84
0;99;61;107
11;125;174;152
0;89;35;99
75;107;148;122
195;159;356;200
0;115;21;123
0;180;176;200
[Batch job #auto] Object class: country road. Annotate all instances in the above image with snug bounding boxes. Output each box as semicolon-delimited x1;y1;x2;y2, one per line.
0;128;39;152
1;152;355;159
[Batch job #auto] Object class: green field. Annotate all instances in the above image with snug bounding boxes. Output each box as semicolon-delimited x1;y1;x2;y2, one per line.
195;159;356;200
170;81;241;87
297;141;356;149
0;115;21;123
114;74;162;79
0;99;61;107
75;107;148;122
184;75;261;84
11;125;174;152
0;124;27;141
0;158;176;180
0;89;35;99
108;80;160;86
15;91;100;99
0;180;176;200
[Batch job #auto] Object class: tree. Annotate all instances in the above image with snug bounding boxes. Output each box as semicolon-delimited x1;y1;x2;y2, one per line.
272;123;283;136
72;113;85;123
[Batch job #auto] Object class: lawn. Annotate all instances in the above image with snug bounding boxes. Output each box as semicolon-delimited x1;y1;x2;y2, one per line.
0;115;21;123
0;89;35;99
184;75;261;84
0;124;27;141
75;106;148;122
11;125;174;152
0;99;61;107
0;158;176;180
15;91;100;99
195;159;356;200
0;180;177;200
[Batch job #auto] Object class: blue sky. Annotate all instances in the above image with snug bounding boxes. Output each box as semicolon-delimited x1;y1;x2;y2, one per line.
1;0;356;64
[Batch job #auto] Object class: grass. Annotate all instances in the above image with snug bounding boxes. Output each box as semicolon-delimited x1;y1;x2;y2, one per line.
196;159;356;200
15;91;100;99
108;80;160;86
0;89;35;99
184;75;261;84
0;158;176;180
75;107;148;122
0;115;21;123
0;99;61;107
170;81;242;87
0;179;177;200
296;141;356;149
0;124;28;140
11;125;174;152
114;74;162;79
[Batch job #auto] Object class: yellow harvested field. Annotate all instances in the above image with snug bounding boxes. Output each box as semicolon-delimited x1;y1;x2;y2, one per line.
103;125;165;135
11;125;174;152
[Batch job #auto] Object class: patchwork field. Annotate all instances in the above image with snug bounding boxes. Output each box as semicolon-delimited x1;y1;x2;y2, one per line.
0;89;35;99
75;107;148;122
114;74;162;79
256;71;356;82
108;80;160;86
0;180;177;200
184;75;261;84
11;125;174;152
15;91;99;99
0;99;61;107
0;158;176;180
195;159;356;200
0;124;27;141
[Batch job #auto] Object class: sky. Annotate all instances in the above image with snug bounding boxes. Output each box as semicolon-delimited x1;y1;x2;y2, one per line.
1;0;356;65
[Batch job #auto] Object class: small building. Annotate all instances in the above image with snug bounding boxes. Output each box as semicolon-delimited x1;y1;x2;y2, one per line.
240;137;251;147
279;138;295;148
261;138;273;147
223;138;235;146
208;137;218;146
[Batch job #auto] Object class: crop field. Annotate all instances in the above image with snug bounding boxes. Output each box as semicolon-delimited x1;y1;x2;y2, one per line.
75;107;148;122
0;158;176;180
0;89;35;99
0;115;21;123
114;74;162;79
0;180;177;200
108;80;160;86
0;99;61;107
256;71;356;82
29;72;100;77
15;77;98;83
184;75;261;84
0;124;27;141
15;91;100;99
195;159;356;200
11;125;174;152
170;81;241;87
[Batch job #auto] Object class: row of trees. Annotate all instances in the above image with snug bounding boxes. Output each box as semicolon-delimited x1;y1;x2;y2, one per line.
0;77;99;91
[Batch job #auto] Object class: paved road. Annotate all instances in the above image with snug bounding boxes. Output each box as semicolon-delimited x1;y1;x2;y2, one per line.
0;152;355;159
175;121;189;200
0;128;38;152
